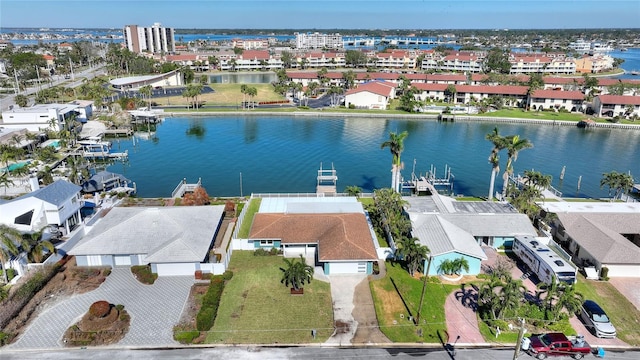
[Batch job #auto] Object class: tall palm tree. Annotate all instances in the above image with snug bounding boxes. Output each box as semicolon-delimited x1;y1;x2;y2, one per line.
486;127;507;201
1;224;23;283
381;131;409;192
280;255;314;291
600;170;634;201
398;237;428;276
139;85;153;110
0;173;15;196
502;135;533;197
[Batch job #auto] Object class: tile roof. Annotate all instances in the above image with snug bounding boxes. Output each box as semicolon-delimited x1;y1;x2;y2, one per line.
456;84;528;95
597;94;640;106
345;81;395;97
556;212;640;264
241;50;270;60
70;206;225;263
531;89;585;100
249;213;378;261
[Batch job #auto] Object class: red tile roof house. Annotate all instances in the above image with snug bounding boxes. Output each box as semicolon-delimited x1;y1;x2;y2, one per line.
345;81;397;109
528;89;585;112
593;95;640;118
243;198;380;275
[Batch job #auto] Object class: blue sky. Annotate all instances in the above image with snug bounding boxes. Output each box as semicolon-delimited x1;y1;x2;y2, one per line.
2;0;639;29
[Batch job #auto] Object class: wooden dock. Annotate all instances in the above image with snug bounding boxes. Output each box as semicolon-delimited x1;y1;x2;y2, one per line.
104;128;134;137
316;163;338;195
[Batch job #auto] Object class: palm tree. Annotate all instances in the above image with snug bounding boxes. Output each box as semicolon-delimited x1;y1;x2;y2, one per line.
381;131;409;192
246;87;258;109
280;255;314;292
501;135;533;197
0;173;15;195
437;257;470;276
240;84;248;109
600;170;634;201
1;224;24;283
345;185;362;198
139;85;153;110
23;230;57;263
399;238;429;276
486;127;507;201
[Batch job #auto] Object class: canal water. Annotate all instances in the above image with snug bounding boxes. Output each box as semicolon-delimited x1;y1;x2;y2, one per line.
106;116;640;199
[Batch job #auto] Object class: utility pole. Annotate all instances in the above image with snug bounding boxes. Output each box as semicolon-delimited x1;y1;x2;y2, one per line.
415;255;432;325
512;318;526;360
14;69;20;95
69;57;75;80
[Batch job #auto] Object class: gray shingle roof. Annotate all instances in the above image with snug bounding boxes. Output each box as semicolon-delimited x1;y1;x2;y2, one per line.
439;213;537;237
70;206;225;263
412;214;487;259
556;212;640;264
18;180;81;206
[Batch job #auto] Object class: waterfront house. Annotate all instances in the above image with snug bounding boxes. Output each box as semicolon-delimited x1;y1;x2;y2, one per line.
0;103;81;132
235;197;379;275
527;89;585;112
109;69;183;91
541;202;640;277
344;80;396;109
0;179;83;235
70;206;226;276
593;94;640;118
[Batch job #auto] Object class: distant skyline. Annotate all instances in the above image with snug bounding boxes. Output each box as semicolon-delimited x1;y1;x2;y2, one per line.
2;0;639;30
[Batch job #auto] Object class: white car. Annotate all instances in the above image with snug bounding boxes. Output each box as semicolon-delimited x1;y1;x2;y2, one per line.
580;300;617;338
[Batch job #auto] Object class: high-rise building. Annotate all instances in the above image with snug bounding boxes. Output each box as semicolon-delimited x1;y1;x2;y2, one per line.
123;23;175;54
295;32;343;50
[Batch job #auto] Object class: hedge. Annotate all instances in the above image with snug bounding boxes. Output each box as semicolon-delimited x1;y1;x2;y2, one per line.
195;271;233;331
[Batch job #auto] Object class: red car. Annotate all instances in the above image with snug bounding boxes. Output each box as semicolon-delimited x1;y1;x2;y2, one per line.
523;332;592;359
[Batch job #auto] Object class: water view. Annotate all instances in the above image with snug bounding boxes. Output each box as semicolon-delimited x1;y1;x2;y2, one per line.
106;116;640;198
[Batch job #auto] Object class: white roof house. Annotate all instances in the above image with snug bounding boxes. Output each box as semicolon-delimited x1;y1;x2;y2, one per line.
1;103;80;132
70;206;225;276
0;179;83;234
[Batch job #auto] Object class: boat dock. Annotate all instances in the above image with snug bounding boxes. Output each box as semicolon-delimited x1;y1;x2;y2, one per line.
402;161;455;195
316;162;338;195
104;128;134;137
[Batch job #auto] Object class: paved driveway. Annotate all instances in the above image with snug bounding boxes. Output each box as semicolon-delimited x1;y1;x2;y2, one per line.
608;277;640;311
10;268;193;349
324;275;368;346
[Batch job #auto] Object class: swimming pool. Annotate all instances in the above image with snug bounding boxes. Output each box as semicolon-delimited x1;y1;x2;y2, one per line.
1;160;32;173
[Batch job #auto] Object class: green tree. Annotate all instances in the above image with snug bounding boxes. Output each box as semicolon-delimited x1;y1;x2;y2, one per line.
445;84;457;103
14;94;29;107
396;237;429;276
398;86;419;112
342;70;356;90
483;47;512;74
600;170;634;201
139;85;153;110
345;185;362;198
280;255;314;291
437;257;470;276
381;131;409;192
501;135;533;197
0;224;24;283
0;173;15;195
23;230;57;263
486;127;507;201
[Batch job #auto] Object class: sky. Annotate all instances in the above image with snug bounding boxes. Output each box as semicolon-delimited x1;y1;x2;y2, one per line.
1;0;639;30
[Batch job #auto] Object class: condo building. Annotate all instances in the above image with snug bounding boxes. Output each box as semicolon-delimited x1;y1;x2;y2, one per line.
123;23;175;54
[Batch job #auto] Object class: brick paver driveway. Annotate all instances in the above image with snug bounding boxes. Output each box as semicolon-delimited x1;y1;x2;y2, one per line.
10;268;193;349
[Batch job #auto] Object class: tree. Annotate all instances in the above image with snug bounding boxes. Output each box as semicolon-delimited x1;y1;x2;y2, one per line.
483;47;512;74
396;237;429;276
486;127;507;201
280;255;313;291
437;257;470;276
381;131;409;192
600;170;634;201
345;185;362;198
0;173;15;196
398;86;419;112
139;85;153;110
23;230;57;263
342;70;356;90
445;84;457;103
501;135;533;197
14;94;28;107
0;224;24;283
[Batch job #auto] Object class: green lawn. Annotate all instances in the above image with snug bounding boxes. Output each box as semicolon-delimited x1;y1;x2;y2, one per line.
205;251;334;344
574;274;640;346
237;198;261;238
370;261;456;343
476;109;586;122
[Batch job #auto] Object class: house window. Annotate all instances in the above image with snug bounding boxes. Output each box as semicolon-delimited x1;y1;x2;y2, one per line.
260;240;274;246
15;210;35;225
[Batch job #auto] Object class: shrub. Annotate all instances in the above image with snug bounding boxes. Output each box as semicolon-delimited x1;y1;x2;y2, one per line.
476;273;490;280
222;271;233;281
196;307;216;331
254;248;269;256
131;265;158;284
0;331;15;346
600;267;609;280
195;273;232;331
174;330;201;344
201;272;213;280
115;304;125;311
102;268;112;277
89;301;111;318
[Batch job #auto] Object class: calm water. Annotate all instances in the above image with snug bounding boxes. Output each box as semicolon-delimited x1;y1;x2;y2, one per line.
106;116;640;198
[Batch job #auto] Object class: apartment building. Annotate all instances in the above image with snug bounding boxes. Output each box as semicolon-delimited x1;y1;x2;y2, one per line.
295;32;343;49
123;23;175;54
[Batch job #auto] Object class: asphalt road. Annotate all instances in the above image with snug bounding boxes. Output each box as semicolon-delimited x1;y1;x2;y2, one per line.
1;347;638;360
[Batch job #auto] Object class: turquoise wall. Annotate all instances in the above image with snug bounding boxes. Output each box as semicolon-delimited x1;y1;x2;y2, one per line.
324;263;330;275
493;236;514;249
252;240;281;248
424;252;482;276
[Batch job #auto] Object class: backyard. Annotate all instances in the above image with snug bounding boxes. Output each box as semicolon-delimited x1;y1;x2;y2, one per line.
205;251;334;344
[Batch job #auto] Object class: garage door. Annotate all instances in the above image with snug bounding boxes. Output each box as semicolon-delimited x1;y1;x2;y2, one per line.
330;262;367;274
155;263;196;276
114;255;132;266
605;264;640;277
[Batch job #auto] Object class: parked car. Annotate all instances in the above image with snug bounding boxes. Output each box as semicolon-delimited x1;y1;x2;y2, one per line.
523;332;591;359
580;300;617;338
